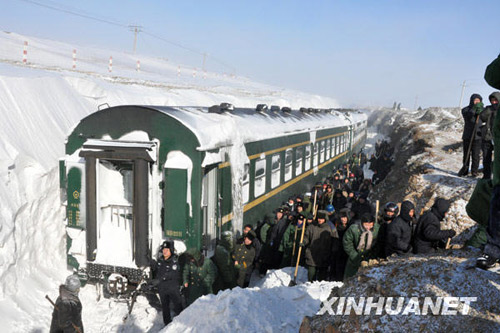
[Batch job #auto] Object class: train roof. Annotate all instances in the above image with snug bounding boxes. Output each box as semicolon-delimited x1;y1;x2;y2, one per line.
131;104;367;151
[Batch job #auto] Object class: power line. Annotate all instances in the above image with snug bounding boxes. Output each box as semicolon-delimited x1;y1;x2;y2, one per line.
16;0;236;72
18;0;128;28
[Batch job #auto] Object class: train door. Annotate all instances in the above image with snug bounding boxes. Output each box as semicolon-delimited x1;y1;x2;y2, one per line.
79;139;156;271
202;166;218;256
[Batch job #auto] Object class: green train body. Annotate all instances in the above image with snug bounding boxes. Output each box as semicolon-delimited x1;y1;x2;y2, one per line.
59;104;366;285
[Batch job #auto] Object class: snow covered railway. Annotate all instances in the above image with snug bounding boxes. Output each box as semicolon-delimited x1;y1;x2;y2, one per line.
59;103;366;292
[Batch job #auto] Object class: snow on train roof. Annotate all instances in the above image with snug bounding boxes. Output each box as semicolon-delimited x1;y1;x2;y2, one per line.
145;105;366;151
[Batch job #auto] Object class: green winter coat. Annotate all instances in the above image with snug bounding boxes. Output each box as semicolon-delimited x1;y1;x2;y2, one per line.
303;221;338;267
182;251;217;306
343;222;380;279
233;243;256;287
213;242;236;293
279;223;304;268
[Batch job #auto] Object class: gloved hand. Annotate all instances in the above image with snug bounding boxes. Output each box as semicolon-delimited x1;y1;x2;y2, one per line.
473;102;484;115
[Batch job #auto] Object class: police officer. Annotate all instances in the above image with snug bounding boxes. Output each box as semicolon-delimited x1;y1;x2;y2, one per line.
151;240;183;325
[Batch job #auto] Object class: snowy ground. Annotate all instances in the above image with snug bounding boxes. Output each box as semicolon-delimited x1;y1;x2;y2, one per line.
0;31;342;332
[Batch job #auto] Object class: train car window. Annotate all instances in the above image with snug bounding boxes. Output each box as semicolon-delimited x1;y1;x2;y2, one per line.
313;143;318;167
339;135;344;153
254;157;266;197
345;133;348;151
295;146;303;176
284;149;293;182
325;138;331;159
319;141;325;163
242;163;250;204
305;145;311;171
271;153;281;189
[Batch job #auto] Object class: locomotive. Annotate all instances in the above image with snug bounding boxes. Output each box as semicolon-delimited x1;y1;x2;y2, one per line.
59;103;367;292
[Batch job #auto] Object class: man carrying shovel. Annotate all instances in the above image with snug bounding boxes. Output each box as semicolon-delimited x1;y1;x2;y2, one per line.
459;94;484;177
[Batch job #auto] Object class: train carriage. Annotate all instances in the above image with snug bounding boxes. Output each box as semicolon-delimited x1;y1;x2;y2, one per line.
59;103;367;290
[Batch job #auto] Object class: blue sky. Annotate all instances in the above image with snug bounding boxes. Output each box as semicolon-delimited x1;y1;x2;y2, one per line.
2;0;499;108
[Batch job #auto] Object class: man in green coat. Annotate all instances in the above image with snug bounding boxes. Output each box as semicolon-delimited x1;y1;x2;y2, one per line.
233;230;257;287
302;211;339;281
182;248;217;306
280;213;306;268
343;213;380;279
213;231;237;292
477;55;500;269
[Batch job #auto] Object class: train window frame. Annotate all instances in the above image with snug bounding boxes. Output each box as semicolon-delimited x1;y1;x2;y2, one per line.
242;163;250;204
319;141;325;163
325;138;331;159
313;143;318;167
295;146;303;176
305;145;311;171
271;153;281;189
284;148;293;182
254;156;266;197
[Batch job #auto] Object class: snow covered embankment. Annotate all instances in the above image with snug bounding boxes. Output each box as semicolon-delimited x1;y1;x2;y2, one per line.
301;108;500;332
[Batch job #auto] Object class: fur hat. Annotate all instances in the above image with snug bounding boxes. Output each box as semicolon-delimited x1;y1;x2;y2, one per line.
65;274;81;293
245;230;256;241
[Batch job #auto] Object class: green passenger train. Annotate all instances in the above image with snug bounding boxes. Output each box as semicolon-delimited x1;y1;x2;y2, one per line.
59;103;367;288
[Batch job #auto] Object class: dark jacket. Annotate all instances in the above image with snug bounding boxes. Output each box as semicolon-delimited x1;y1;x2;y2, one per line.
462;94;483;140
385;201;416;256
183;250;217;305
50;285;83;333
351;199;373;220
213;240;236;292
152;254;181;288
303;221;339;267
480;92;500;141
414;198;455;254
233;243;256;287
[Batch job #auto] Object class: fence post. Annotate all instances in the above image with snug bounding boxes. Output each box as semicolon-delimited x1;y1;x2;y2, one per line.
23;41;28;64
108;56;113;73
72;49;77;70
136;60;140;72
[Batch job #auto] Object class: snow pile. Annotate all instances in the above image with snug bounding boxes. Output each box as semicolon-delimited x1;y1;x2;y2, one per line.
306;250;500;332
254;267;308;288
164;268;341;333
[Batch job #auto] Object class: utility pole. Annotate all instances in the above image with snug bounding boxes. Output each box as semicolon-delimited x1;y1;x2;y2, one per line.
202;53;207;72
128;25;142;54
458;80;467;110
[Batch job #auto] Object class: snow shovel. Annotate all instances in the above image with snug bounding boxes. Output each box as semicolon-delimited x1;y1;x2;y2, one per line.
291;226;299;266
458;114;480;176
289;189;317;286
